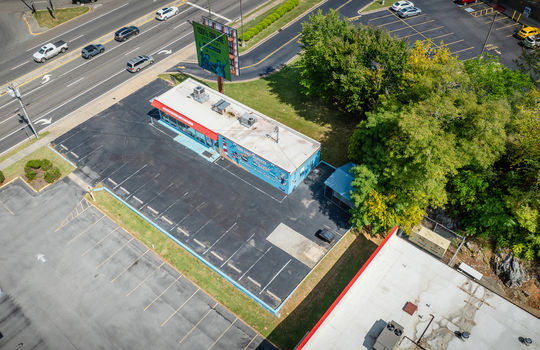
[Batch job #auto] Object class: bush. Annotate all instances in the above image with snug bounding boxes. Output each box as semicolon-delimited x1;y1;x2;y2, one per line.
44;167;60;183
243;0;300;42
25;159;42;169
0;170;4;184
25;170;37;182
41;159;52;171
44;166;61;183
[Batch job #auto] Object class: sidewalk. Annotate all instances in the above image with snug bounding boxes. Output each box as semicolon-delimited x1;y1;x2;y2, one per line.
0;42;195;172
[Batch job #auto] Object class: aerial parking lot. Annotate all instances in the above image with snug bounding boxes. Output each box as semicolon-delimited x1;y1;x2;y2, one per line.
51;79;351;314
356;0;525;67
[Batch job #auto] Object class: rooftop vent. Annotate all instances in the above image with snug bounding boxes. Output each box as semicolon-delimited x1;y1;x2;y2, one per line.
239;112;257;128
373;321;404;350
192;85;209;103
212;99;230;114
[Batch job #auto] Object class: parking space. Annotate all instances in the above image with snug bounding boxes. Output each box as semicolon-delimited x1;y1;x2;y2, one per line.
51;79;351;314
0;179;273;349
356;0;525;66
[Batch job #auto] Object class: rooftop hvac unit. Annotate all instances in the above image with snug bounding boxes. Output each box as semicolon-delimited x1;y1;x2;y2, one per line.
212;99;230;114
239;112;257;128
192;85;209;103
373;321;404;350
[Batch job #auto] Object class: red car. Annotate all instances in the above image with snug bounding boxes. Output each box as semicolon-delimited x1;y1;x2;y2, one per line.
455;0;477;4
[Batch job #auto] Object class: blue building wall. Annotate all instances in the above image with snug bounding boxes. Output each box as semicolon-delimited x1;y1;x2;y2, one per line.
288;149;320;192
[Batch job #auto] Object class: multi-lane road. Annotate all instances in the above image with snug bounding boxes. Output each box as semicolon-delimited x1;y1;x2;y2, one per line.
0;0;264;153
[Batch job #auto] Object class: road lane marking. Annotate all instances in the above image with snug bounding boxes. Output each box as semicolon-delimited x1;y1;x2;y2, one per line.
66;76;84;87
71;34;84;41
186;2;231;22
0;114;18;126
11;61;31;70
151;31;192;55
124;46;141;56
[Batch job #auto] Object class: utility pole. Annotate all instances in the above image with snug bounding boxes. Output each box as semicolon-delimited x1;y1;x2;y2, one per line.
7;84;38;139
239;0;245;47
479;12;497;58
207;0;212;19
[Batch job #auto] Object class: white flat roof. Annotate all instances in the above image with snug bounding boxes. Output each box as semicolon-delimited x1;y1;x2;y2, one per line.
299;229;540;350
153;78;320;173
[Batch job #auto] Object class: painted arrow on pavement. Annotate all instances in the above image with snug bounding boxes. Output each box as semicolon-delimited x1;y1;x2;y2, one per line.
158;49;172;55
42;74;51;84
35;117;52;125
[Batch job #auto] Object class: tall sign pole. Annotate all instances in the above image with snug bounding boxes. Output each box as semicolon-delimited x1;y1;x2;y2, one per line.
240;0;245;47
8;84;38;139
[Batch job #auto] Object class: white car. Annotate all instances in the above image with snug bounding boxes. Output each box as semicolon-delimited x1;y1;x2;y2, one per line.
391;1;414;11
155;6;179;21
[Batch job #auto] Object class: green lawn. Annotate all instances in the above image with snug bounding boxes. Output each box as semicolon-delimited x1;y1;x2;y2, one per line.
1;145;75;185
362;0;392;13
0;131;49;164
34;6;89;29
91;189;376;349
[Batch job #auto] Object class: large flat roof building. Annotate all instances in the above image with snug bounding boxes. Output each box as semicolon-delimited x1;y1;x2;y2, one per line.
298;227;540;350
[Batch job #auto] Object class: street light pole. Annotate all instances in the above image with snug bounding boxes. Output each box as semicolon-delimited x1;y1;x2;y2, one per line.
479;12;497;58
239;0;245;47
207;0;212;19
8;84;38;139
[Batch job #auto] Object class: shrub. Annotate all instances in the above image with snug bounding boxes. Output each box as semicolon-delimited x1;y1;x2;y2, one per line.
25;159;42;169
0;170;4;183
243;0;300;42
41;159;52;171
44;167;61;184
25;170;37;182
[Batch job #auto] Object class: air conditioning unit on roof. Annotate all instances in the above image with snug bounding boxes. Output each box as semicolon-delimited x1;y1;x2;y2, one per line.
192;85;209;103
239;112;257;128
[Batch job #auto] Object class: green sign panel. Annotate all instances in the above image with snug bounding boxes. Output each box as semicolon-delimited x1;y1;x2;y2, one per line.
193;22;231;81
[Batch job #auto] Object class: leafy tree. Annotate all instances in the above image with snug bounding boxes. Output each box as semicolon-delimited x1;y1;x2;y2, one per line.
515;46;540;86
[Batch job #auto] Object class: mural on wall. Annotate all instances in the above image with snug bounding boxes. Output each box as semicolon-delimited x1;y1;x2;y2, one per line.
220;136;291;193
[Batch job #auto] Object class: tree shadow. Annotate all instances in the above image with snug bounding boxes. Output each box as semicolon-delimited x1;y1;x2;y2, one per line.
266;232;377;349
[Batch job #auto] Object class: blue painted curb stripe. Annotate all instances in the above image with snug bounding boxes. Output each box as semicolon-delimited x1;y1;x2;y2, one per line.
93;186;280;317
48;144;77;168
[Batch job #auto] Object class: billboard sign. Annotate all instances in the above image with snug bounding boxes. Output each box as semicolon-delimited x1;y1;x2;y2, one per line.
193;21;231;80
202;16;239;77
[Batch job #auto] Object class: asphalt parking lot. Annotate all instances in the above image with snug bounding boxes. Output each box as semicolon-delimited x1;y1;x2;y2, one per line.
356;0;525;67
51;79;351;314
0;178;273;350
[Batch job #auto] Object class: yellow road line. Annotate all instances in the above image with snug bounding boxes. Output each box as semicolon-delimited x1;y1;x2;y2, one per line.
243;334;258;350
368;13;395;21
127;261;165;296
162;289;200;327
81;226;119;256
0;200;15;215
430;32;453;40
398;25;442;37
177;301;216;341
451;46;475;55
67;215;104;244
111;249;149;282
96;237;134;269
240;33;301;70
144;275;182;311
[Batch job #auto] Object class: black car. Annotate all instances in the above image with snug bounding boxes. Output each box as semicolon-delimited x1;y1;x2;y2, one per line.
315;228;335;244
114;26;139;42
81;44;104;59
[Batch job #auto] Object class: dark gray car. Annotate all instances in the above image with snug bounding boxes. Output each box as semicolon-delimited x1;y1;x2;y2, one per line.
81;44;104;59
114;26;139;42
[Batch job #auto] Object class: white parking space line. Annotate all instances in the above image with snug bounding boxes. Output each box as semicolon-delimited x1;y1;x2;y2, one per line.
186;2;231;22
177;227;189;236
132;196;143;204
210;251;223;261
239;246;272;280
107;178;118;186
66;76;85;87
193;238;205;248
259;259;291;295
10;61;31;70
161;216;173;225
124;46;141;56
77;144;103;162
126;172;160;200
69;151;79;158
227;262;242;273
266;290;281;302
119;186;130;194
71;34;84;41
220;233;255;268
60;144;68;150
113;163;148;189
203;222;236;254
146;206;158;215
28;3;129;52
247;276;261;288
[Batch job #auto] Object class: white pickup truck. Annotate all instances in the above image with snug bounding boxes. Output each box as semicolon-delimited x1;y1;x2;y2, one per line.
33;40;68;63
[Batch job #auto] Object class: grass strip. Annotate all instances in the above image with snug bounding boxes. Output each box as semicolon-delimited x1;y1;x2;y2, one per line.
0;131;49;164
362;0;392;13
34;6;89;29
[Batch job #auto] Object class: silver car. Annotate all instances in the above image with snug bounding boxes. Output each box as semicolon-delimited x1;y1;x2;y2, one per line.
126;55;154;73
398;7;422;17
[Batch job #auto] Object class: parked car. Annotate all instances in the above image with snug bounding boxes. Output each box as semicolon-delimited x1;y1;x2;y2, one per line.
72;0;97;3
81;44;104;59
398;7;422;18
455;0;477;4
315;228;335;244
516;25;540;39
391;1;414;11
126;55;154;72
33;40;68;63
114;26;139;42
155;6;179;21
523;35;539;48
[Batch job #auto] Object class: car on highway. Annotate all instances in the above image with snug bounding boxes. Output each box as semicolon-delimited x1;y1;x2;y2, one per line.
81;44;105;59
33;40;68;63
114;26;140;42
315;228;335;244
516;26;540;39
155;6;179;21
391;1;414;11
126;55;154;72
398;7;422;18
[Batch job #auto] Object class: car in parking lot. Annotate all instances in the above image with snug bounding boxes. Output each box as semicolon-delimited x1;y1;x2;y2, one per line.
516;26;540;39
391;1;414;11
155;6;179;20
523;35;539;49
315;228;335;244
114;26;139;42
455;0;477;5
81;44;104;59
398;7;422;18
126;55;154;72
